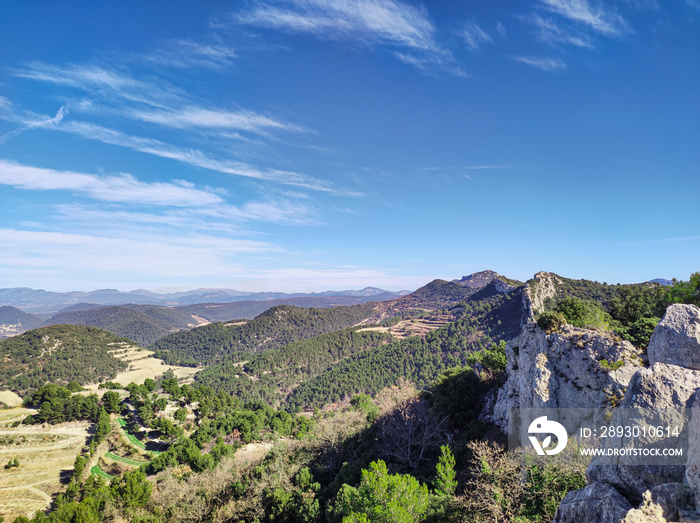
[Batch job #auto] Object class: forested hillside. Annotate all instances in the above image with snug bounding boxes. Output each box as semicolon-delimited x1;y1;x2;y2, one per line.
178;294;395;322
0;324;130;394
44;305;195;346
0;306;44;330
190;282;524;410
194;329;394;405
151;303;377;366
286;283;523;410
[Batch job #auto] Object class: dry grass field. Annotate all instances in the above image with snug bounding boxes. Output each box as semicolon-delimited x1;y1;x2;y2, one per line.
357;312;455;340
84;346;199;393
0;390;23;407
0;408;90;521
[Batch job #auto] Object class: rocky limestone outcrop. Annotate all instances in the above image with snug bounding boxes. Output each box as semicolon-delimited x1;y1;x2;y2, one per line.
492;278;514;294
490;323;642;430
620;490;666;523
648;304;700;370
553;304;700;523
523;271;562;318
553;482;633;523
686;390;700;510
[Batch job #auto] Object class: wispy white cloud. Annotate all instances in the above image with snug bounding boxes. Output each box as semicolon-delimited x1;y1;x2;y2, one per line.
461;22;493;52
0;159;224;206
0;105;68;144
496;22;507;38
54;120;354;194
128;106;306;133
13;62;184;109
537;0;630;37
234;0;459;74
529;15;594;48
137;39;238;69
7;61;351;194
0;228;276;280
512;56;566;71
14;62;303;137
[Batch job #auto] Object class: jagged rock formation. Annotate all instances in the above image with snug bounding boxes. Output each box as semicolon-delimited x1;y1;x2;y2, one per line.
453;270;503;288
553;304;700;523
553;482;633;523
523;271;562;317
620;490;667;523
490;323;642;430
648;304;700;370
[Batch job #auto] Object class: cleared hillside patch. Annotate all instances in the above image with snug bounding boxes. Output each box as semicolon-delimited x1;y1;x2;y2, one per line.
0;390;23;407
357;312;456;340
84;347;198;392
0;409;90;520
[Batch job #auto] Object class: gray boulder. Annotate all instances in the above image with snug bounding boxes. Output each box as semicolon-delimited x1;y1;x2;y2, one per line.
587;362;700;500
553;482;632;523
620;362;700;410
648;304;700;370
491;323;641;430
686;390;700;509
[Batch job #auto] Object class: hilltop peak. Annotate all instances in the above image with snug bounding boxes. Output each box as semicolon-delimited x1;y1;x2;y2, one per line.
453;270;502;288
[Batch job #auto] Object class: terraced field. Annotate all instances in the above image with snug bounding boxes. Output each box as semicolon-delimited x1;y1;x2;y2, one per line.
90;465;113;480
105;451;147;467
116;417;161;455
0;408;89;521
83;346;199;394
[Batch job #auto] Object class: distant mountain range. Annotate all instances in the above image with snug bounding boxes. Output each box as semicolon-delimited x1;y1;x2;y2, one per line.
0;271;672;345
0;286;410;314
0;294;405;345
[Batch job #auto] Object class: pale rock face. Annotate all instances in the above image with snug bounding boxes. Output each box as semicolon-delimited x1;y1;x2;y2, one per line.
620;362;700;410
686;390;700;510
523;271;561;317
491;278;514;295
621;490;667;523
552;482;633;523
586;363;700;500
491;323;641;430
648;304;700;370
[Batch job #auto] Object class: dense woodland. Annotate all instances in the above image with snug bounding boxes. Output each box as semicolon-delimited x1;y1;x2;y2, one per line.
43;305;195;346
0;325;130;395
150;303;377;367
0;306;44;330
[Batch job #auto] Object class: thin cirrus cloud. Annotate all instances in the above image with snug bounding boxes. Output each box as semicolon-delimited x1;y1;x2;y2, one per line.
512;56;567;71
54;120;352;194
0;159;316;227
13;62;301;136
6;61;353;193
0;104;68;144
461;21;494;52
537;0;630;37
13;62;183;110
233;0;459;73
0;159;224;207
529;15;594;48
136;39;238;69
128;106;307;133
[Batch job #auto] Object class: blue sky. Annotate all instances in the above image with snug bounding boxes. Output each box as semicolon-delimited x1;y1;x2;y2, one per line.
0;0;698;292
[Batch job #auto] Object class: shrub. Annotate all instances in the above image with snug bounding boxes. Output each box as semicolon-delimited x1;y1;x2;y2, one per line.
617;317;661;349
555;297;612;330
536;312;566;333
329;460;430;523
599;360;624;371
